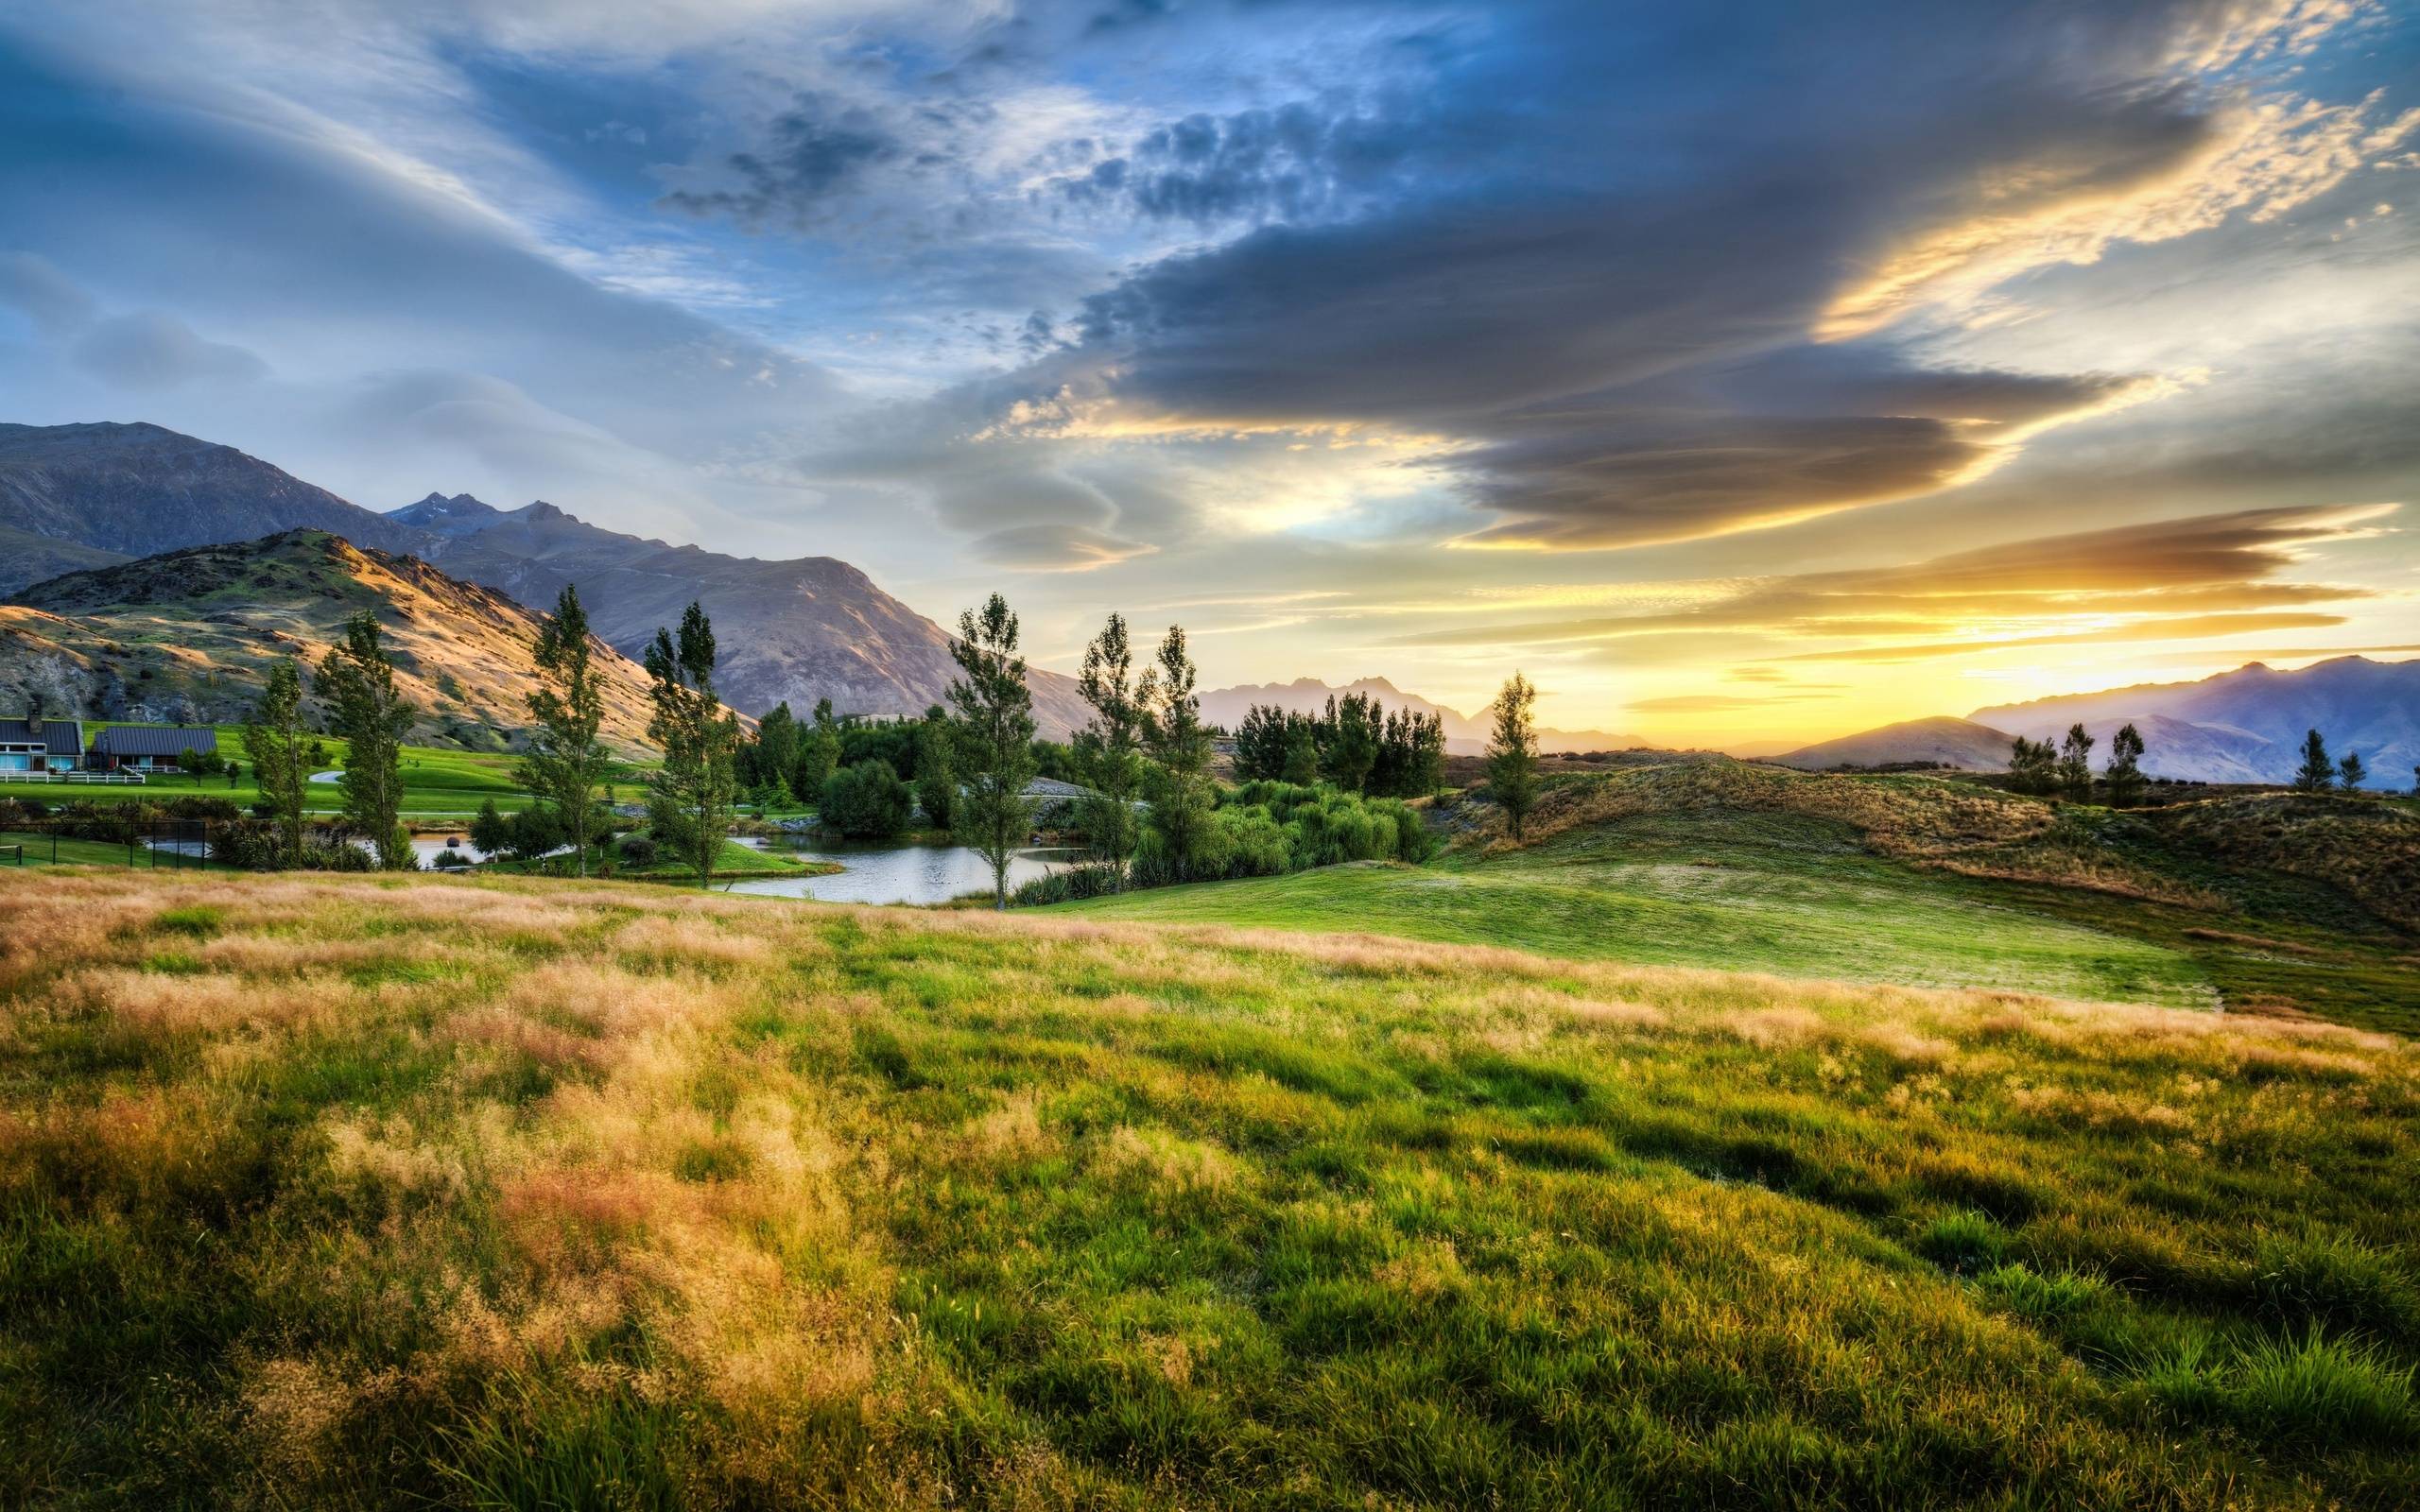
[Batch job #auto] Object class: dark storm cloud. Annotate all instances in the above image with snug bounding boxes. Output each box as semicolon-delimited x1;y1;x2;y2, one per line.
1003;0;2398;549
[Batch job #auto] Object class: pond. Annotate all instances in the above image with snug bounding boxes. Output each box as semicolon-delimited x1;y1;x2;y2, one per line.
721;838;1080;905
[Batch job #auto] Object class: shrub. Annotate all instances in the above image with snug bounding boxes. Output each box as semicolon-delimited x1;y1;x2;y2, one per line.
1011;863;1128;906
821;760;913;839
618;833;660;867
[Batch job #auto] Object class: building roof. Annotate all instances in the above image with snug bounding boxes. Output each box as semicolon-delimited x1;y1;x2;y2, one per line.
0;718;84;755
91;725;218;757
1021;777;1097;799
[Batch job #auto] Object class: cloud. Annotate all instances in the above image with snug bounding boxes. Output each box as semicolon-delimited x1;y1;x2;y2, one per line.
1382;501;2396;654
70;312;269;390
0;252;98;335
658;92;901;230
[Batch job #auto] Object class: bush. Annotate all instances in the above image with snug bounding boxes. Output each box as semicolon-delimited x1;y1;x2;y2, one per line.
618;833;660;868
821;760;914;839
1011;863;1127;906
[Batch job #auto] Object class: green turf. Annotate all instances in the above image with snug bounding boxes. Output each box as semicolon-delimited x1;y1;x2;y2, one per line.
1057;807;2217;1006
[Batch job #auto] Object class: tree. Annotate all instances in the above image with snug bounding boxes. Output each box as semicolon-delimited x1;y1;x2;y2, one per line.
1074;612;1146;874
643;601;740;889
1140;624;1217;880
821;759;914;838
318;610;415;868
520;584;614;876
2103;722;2147;807
795;698;841;806
1485;672;1540;840
2338;750;2366;792
470;798;512;858
1234;703;1290;782
947;593;1038;910
914;707;955;832
1322;693;1379;794
2008;736;2059;796
2056;724;2095;794
749;702;801;791
243;658;310;867
2291;729;2333;794
1281;718;1321;785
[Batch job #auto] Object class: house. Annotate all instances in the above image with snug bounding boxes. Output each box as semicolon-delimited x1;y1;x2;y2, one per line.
87;725;217;773
0;717;84;774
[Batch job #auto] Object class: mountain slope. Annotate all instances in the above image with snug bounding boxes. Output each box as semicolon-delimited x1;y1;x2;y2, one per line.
0;421;419;591
1973;657;2418;787
2;530;663;750
386;491;1094;735
1198;675;1644;755
1771;715;2014;771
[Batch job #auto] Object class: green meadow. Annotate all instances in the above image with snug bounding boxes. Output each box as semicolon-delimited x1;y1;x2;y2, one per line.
0;870;2412;1508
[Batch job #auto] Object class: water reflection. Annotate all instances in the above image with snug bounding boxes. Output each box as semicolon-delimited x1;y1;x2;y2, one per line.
722;838;1078;904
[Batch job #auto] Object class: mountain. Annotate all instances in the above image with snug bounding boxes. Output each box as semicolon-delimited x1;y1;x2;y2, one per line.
0;421;419;591
1973;658;2418;788
383;491;1093;736
1;530;664;750
1197;675;1645;755
0;422;1089;734
1770;715;2016;772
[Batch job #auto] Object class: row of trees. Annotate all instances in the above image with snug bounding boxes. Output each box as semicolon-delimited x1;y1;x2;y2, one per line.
2007;723;2149;803
1230;695;1446;798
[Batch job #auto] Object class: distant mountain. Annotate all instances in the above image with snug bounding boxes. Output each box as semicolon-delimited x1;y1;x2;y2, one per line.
0;421;419;591
1973;658;2418;788
384;491;1094;736
2;530;664;751
1771;715;2016;772
0;422;1090;735
1197;675;1645;756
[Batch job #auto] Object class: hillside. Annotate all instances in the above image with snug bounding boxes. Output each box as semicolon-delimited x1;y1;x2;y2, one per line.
1198;675;1644;754
0;422;1092;733
1066;760;2420;1032
1;531;663;749
1974;657;2419;787
1772;714;2014;771
2;868;2413;1507
388;491;1094;735
0;421;420;591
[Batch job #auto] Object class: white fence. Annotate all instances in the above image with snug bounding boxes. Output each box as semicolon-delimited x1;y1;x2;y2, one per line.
17;769;148;785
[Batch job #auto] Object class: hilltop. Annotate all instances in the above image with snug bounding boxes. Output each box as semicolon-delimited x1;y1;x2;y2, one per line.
1772;714;2015;772
1;530;663;749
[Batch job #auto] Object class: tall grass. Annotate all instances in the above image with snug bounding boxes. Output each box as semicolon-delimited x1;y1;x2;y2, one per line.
0;869;2413;1507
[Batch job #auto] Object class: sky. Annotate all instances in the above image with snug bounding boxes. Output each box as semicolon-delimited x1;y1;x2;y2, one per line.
0;0;2414;747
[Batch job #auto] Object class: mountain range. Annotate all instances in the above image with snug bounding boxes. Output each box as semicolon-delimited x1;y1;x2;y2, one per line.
1774;658;2418;788
1;531;663;749
1194;676;1645;756
0;421;1089;734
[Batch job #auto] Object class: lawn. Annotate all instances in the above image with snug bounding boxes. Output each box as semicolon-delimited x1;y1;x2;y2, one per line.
1058;807;2216;1007
0;725;655;816
1056;771;2420;1037
0;870;2412;1507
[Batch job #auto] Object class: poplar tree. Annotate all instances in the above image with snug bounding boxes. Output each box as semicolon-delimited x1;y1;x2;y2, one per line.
1486;671;1540;840
643;602;740;889
521;584;613;875
318;611;415;868
1075;611;1146;876
243;658;311;867
947;593;1038;910
1141;625;1215;878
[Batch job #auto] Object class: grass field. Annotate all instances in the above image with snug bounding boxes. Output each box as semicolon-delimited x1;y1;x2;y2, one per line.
0;869;2413;1508
1058;765;2420;1037
0;725;656;816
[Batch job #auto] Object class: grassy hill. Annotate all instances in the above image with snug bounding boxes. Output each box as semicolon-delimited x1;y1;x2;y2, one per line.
2;530;663;751
1060;762;2420;1035
0;869;2411;1507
